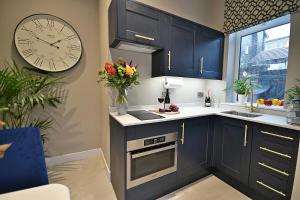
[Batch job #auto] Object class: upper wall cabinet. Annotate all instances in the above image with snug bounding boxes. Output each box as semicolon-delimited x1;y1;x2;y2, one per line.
152;13;224;79
109;0;224;79
152;14;197;78
195;27;224;80
109;0;162;53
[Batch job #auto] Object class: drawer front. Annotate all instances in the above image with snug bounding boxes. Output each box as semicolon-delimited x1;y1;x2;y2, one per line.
250;170;290;200
256;153;292;178
126;120;179;141
257;124;297;146
256;139;294;161
250;124;299;200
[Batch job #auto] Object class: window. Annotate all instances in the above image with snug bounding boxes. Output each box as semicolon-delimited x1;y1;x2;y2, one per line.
236;17;292;102
226;15;291;103
238;23;290;101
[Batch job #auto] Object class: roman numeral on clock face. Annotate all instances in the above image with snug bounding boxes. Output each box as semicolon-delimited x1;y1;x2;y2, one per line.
22;49;33;58
31;19;42;28
67;53;78;61
65;34;77;40
68;45;81;51
18;38;30;45
34;57;43;67
46;18;55;28
49;59;56;70
21;26;33;33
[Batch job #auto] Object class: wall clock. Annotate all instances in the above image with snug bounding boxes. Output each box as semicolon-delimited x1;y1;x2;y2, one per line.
14;14;82;72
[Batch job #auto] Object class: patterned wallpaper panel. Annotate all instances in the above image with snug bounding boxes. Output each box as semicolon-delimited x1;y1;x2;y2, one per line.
224;0;300;34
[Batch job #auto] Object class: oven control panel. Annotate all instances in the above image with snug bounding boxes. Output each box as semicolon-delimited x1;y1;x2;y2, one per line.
144;136;166;146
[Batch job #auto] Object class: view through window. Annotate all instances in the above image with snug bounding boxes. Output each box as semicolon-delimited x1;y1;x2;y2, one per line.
238;23;290;101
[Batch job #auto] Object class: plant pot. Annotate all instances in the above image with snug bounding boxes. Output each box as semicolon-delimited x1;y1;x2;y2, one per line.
237;94;246;105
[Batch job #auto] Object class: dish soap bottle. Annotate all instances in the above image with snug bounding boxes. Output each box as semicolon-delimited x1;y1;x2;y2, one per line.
205;90;211;107
164;89;171;110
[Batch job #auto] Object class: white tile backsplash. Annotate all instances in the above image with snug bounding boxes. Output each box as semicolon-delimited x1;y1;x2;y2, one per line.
109;48;226;107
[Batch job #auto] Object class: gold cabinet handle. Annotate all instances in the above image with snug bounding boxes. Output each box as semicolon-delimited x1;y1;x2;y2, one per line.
258;162;289;176
259;146;291;159
256;180;286;197
261;131;294;141
181;122;185;145
134;34;155;41
244;125;248;147
168;51;171;71
200;57;204;74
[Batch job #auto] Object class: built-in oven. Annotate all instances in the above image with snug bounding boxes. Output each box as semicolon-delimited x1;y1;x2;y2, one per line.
126;132;178;189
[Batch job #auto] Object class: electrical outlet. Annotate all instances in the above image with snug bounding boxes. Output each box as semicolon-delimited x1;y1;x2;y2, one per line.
197;92;204;98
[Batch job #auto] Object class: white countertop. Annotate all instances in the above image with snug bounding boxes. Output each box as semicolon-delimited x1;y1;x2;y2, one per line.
110;106;300;132
0;184;70;200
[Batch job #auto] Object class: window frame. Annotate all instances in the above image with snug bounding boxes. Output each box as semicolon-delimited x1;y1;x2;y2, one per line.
228;15;291;102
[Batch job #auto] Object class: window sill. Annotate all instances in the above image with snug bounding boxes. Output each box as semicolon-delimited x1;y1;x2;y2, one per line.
221;102;287;112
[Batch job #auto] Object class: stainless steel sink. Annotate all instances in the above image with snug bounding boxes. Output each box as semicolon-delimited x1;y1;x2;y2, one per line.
221;111;262;118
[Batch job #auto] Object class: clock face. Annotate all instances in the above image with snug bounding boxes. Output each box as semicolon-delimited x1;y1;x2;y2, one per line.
14;14;82;72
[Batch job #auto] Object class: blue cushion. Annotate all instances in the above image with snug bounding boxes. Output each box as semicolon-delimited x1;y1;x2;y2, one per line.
0;127;48;194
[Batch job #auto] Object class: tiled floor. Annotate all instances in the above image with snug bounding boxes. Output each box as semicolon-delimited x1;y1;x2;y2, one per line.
48;156;251;200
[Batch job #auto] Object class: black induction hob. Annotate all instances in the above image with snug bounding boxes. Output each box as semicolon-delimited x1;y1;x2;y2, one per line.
127;110;165;121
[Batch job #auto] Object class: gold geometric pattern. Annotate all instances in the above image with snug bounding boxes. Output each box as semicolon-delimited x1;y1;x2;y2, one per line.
224;0;300;34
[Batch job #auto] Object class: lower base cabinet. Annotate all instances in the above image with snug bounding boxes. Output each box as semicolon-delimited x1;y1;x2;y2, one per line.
110;116;299;200
249;124;299;200
177;118;212;187
213;117;252;184
213;117;299;200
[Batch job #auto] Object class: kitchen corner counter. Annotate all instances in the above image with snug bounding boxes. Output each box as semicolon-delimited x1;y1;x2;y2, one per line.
110;106;300;132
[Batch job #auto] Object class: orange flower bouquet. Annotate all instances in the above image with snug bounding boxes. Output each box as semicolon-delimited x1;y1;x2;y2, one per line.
98;58;139;114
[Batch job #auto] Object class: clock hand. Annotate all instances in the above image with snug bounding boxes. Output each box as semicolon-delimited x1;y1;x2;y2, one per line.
35;36;60;49
50;40;61;45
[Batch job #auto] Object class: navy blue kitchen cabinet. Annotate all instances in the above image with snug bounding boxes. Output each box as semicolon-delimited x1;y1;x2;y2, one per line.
195;27;224;79
110;116;214;200
111;113;300;200
152;13;224;79
249;124;299;200
108;0;224;79
177;117;212;187
109;0;162;50
213;117;252;185
152;15;197;77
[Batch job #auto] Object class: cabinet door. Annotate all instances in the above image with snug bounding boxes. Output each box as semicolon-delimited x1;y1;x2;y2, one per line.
152;13;171;77
168;17;197;77
120;0;161;46
177;118;211;185
213;117;252;184
195;27;224;79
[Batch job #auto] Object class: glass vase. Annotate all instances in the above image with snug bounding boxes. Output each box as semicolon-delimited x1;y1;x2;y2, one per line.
116;88;128;115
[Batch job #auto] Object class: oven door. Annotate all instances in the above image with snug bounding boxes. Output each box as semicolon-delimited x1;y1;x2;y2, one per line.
127;142;177;189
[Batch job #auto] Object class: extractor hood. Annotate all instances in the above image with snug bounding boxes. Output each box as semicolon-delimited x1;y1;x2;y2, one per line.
114;40;161;54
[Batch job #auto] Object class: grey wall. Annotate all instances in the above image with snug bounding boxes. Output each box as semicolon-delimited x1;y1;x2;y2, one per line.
136;0;225;31
286;12;300;91
0;0;102;156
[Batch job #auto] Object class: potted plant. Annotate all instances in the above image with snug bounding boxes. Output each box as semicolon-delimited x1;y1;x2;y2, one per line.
286;79;300;104
231;77;260;105
0;62;63;142
98;58;139;115
232;78;249;105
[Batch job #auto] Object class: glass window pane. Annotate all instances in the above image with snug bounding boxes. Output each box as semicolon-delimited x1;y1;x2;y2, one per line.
239;23;290;101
